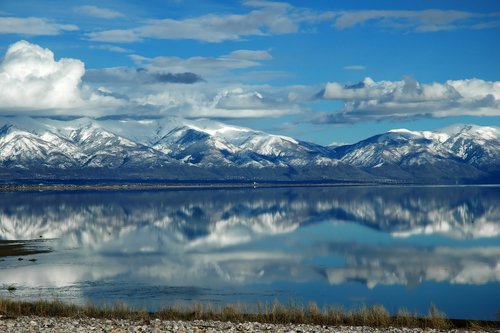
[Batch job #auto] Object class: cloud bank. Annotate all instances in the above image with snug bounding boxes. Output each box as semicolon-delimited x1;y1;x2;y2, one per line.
315;77;500;123
83;5;500;43
0;40;301;119
333;9;500;32
86;1;334;43
2;40;498;123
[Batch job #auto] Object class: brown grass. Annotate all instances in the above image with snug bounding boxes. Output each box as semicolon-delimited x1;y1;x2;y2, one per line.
0;297;497;330
0;240;52;258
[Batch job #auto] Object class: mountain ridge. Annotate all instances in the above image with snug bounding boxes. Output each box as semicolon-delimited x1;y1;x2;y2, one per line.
0;116;498;184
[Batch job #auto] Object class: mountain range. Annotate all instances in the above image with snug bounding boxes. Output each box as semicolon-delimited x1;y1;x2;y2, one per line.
0;116;499;183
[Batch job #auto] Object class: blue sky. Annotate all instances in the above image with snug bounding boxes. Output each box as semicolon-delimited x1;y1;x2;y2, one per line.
0;0;499;144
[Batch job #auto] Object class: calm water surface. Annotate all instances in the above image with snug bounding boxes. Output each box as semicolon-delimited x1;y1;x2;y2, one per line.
0;186;499;320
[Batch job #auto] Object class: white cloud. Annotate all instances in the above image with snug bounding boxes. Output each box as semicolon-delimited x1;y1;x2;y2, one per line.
315;77;500;123
0;17;78;35
132;86;301;119
128;49;272;77
0;40;122;114
86;1;333;43
343;65;366;71
447;79;500;99
93;44;132;53
76;5;124;19
86;29;140;43
229;50;272;60
333;9;500;32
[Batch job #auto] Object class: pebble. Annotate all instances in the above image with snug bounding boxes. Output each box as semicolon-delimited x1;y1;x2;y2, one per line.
0;316;493;333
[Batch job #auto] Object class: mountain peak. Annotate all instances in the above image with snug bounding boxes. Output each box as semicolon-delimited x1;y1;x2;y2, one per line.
440;123;499;140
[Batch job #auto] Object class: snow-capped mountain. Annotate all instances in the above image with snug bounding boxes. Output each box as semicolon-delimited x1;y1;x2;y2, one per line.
0;116;498;183
331;124;500;183
0;116;368;181
442;124;500;171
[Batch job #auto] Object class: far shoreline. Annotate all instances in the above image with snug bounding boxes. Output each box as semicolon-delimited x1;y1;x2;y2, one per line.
1;181;499;193
0;181;374;192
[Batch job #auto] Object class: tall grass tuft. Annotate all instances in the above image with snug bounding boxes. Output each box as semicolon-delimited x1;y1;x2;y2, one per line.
394;308;419;327
425;303;451;329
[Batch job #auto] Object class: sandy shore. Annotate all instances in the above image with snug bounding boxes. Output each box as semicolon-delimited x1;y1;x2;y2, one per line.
0;316;495;333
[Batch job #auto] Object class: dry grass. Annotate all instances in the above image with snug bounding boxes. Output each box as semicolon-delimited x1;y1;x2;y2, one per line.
0;240;52;258
0;297;496;329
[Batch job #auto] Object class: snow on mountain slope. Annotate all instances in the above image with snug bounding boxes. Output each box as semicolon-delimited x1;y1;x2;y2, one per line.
0;125;80;169
333;129;449;168
440;124;500;169
0;117;175;170
0;116;342;172
332;125;499;171
0;116;498;182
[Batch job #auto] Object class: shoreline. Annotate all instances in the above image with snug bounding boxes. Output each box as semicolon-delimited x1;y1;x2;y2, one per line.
0;181;373;192
1;182;499;193
0;298;497;331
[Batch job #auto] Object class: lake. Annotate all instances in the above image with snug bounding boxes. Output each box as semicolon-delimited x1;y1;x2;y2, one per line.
0;185;499;320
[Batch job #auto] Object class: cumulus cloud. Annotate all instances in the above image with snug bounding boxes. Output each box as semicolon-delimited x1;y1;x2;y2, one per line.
0;40;122;114
0;17;78;35
76;5;124;19
314;77;500;123
86;1;334;43
333;9;500;32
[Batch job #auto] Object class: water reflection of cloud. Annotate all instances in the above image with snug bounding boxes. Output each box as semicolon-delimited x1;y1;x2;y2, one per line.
2;230;498;292
320;243;500;288
0;263;125;287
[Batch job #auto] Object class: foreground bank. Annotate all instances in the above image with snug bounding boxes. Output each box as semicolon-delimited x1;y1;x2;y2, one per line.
1;316;497;333
0;298;498;332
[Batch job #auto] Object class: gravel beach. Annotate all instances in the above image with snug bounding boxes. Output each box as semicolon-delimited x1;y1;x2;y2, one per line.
0;316;495;333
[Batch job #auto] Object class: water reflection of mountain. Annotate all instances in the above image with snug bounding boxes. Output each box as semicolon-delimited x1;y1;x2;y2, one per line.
0;186;499;294
0;189;308;246
0;186;499;243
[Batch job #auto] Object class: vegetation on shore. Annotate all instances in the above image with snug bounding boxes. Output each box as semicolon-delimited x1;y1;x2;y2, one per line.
0;298;496;330
0;240;52;258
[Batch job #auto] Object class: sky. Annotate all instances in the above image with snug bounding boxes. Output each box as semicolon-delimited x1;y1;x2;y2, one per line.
0;0;499;145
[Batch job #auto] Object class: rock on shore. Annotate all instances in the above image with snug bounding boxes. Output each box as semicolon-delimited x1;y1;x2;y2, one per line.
0;316;492;333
